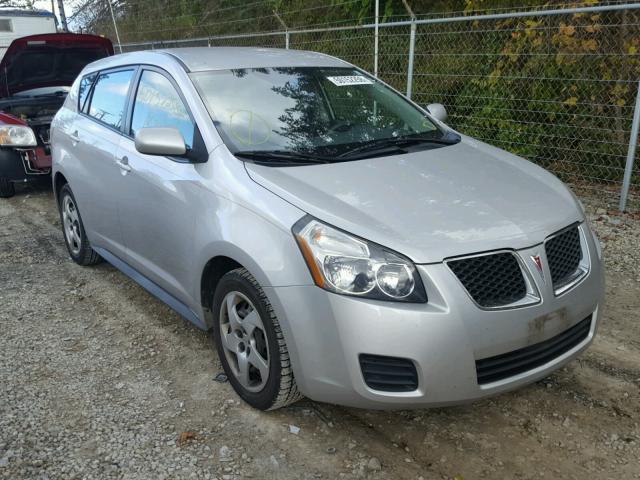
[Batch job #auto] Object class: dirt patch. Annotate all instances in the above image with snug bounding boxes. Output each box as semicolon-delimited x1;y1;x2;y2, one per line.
1;184;638;480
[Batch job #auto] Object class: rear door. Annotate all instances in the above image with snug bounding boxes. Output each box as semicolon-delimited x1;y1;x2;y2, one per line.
115;67;203;305
69;67;136;257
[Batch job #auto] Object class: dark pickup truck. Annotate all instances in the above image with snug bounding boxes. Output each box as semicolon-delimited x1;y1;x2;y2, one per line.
0;33;113;197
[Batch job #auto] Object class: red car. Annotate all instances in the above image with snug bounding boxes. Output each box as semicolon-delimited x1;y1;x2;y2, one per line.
0;33;113;198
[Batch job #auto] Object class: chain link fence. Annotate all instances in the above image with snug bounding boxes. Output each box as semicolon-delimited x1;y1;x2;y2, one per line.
118;3;640;211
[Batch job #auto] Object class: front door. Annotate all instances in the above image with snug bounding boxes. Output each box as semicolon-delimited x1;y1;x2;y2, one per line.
115;68;202;306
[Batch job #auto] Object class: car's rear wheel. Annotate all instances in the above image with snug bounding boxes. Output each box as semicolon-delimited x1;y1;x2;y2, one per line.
58;184;101;266
212;268;302;410
0;178;15;198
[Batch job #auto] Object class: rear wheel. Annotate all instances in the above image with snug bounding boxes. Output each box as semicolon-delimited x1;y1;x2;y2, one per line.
212;268;302;410
0;178;15;198
58;184;101;266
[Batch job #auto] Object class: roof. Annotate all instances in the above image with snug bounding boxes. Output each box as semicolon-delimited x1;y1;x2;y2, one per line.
0;9;55;18
153;47;351;72
83;47;352;76
160;47;349;71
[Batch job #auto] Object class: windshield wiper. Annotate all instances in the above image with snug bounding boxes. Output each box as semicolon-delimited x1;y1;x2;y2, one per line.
338;132;460;159
234;150;334;165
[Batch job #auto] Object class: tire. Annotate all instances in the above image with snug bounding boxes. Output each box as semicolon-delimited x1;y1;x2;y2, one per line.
212;268;303;410
0;178;15;198
57;184;101;266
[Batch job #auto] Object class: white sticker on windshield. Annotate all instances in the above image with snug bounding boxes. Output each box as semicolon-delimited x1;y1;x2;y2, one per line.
326;75;374;86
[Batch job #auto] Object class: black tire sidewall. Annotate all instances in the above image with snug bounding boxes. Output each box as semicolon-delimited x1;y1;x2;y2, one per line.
58;185;88;263
212;272;282;411
0;178;15;198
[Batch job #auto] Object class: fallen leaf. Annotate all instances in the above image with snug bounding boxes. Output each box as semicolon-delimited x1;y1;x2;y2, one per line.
564;97;578;106
177;431;197;445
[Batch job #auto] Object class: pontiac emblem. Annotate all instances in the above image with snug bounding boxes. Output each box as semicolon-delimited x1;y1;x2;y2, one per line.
531;254;544;280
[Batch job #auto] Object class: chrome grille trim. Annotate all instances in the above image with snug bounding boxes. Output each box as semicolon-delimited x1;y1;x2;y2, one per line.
544;223;590;296
446;250;541;311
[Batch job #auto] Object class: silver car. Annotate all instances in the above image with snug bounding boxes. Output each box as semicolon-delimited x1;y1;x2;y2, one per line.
51;48;604;410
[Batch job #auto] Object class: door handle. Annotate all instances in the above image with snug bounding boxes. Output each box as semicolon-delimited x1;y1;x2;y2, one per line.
116;156;132;172
70;131;80;143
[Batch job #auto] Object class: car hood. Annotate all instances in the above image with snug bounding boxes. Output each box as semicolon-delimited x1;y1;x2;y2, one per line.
244;137;584;264
0;33;113;97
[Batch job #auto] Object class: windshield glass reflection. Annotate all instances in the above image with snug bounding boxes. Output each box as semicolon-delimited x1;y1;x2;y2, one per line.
191;67;447;160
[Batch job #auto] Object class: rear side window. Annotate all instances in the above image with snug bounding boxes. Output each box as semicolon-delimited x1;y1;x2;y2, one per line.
130;70;195;149
88;69;135;129
78;73;96;113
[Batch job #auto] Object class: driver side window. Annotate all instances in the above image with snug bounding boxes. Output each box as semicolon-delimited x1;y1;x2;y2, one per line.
130;70;195;149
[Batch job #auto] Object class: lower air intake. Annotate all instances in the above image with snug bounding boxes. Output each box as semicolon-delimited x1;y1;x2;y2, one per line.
475;315;592;385
359;354;418;392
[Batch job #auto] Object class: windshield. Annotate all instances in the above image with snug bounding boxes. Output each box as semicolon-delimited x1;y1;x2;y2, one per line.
191;67;450;161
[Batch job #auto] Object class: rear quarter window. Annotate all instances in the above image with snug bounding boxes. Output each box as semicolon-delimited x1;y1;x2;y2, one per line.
78;73;97;113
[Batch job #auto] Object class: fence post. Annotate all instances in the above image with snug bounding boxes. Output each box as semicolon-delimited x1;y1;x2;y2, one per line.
273;10;289;49
403;0;417;98
406;22;416;98
374;0;379;77
620;79;640;211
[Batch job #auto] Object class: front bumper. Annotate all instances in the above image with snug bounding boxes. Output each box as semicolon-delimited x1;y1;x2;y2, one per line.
265;224;604;409
0;147;51;181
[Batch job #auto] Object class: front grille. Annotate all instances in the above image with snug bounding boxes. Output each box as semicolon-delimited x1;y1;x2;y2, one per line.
475;315;592;385
546;225;583;289
359;354;418;392
447;252;527;308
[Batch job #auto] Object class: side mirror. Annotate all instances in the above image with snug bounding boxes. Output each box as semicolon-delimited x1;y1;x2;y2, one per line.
426;103;447;123
134;127;187;156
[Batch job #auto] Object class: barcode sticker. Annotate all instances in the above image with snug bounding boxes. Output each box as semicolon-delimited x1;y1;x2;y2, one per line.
326;75;374;86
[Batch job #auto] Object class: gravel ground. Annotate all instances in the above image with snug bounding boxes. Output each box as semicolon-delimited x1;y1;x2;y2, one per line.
1;184;639;480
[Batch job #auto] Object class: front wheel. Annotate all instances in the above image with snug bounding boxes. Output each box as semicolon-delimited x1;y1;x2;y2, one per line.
58;184;101;266
212;268;302;410
0;178;15;198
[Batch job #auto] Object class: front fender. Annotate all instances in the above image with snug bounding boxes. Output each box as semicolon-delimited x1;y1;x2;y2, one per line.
194;196;313;310
193;196;314;379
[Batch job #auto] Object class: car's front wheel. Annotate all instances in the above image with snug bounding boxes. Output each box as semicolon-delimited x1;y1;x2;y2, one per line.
0;178;15;198
58;184;101;266
212;268;302;410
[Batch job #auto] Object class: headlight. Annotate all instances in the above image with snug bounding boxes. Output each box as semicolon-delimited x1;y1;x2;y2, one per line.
292;216;427;303
0;125;37;147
